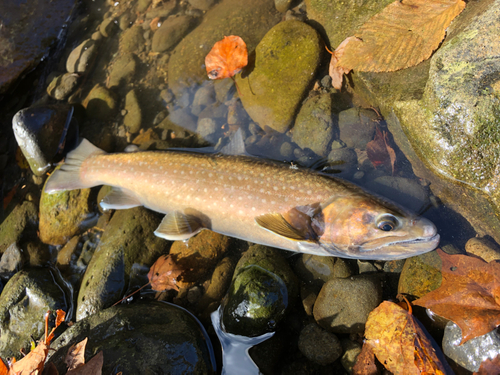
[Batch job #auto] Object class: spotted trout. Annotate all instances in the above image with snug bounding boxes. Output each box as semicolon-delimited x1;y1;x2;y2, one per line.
45;138;439;260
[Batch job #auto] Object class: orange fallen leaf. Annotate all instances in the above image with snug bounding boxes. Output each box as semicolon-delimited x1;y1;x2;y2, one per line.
366;126;397;175
352;342;378;375
364;299;449;374
205;36;248;80
148;254;183;292
66;350;103;375
326;37;358;90
414;249;500;344
65;337;87;371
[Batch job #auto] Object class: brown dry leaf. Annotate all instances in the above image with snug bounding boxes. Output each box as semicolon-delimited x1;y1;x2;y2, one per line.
148;255;183;291
474;354;500;375
0;360;7;375
414;249;500;344
65;337;88;371
66;351;103;375
366;127;397;175
326;37;359;90
352;342;379;375
364;300;449;375
205;36;248;80
336;0;466;73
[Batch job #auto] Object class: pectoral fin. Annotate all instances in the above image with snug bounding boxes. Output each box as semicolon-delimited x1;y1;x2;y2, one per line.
255;213;308;241
154;211;204;241
100;187;142;210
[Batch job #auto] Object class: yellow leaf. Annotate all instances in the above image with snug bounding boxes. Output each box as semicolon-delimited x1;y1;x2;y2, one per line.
337;0;466;72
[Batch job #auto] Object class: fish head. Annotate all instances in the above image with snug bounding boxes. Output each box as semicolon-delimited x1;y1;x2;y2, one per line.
313;195;440;260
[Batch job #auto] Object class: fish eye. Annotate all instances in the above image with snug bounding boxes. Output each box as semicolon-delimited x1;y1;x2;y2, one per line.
377;215;398;231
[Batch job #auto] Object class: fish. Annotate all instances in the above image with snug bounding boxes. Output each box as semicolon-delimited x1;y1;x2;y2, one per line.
44;137;440;260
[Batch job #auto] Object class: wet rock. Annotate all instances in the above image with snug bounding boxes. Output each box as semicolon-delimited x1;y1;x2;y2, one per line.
0;201;38;254
197;255;237;314
99;17;117;37
83;84;118;120
0;267;70;359
214;79;235;103
298;323;342;365
12;104;74;176
236;21;323;133
313;274;382;334
221;245;298;337
465;236;500;262
197;117;218;143
275;0;293;13
46;73;80;100
158;107;198;135
107;53;137;89
305;0;392;47
327;147;358;173
192;83;216;115
301;284;319;316
332;258;353;278
120;26;145;53
66;39;98;74
292;93;338;157
188;0;215;11
136;0;152;13
169;231;231;289
24;241;51;267
341;339;363;374
280;141;294;160
119;11;137;30
293;254;336;284
338;108;378;150
48;302;216;374
76;207;168;320
398;251;442;299
443;321;500;373
145;1;177;19
0;243;23;279
0;0;76;94
364;176;430;214
152;15;194;53
168;0;281;93
39;171;97;246
123;89;142;134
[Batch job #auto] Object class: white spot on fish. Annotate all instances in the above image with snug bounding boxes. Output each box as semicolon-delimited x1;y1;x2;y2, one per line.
307;190;312;195
181;171;185;175
209;173;213;177
230;204;234;208
174;170;177;173
260;188;264;193
252;207;256;211
273;186;278;191
204;188;208;193
238;197;242;200
223;197;226;201
262;199;266;203
271;201;276;205
238;210;243;215
215;187;218;191
238;176;242;181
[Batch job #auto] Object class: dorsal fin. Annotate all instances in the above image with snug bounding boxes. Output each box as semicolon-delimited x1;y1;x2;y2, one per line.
154;211;204;241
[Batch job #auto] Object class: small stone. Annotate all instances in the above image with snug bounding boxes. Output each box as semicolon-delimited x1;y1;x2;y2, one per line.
320;75;332;88
136;0;152;13
313;274;382;334
91;31;103;41
108;53;137;89
332;258;353;278
187;0;215;11
338;108;378;150
83;84;119;121
160;88;174;104
197;117;218;143
158;108;198;135
298;323;342;365
300;284;319;316
280;141;294;160
119;12;137;30
357;260;377;274
274;0;293;12
46;73;79;100
0;243;23;278
465;237;500;262
294;254;336;284
100;18;117;37
341;339;362;374
327;147;358;173
120;26;145;53
187;286;202;304
123;89;142;134
152;16;193;53
192;83;216;114
153;110;168;125
398;251;442;299
66;39;98;74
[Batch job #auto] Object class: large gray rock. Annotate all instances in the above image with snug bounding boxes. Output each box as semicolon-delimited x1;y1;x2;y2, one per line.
48;302;216;374
236;21;323;133
0;0;76;94
0;267;71;360
168;0;281;93
76;207;168;321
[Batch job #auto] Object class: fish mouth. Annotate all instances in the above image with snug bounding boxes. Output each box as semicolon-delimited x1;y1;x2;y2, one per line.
358;233;441;259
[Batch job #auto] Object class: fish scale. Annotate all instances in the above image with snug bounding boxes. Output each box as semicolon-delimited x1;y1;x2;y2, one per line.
45;138;440;260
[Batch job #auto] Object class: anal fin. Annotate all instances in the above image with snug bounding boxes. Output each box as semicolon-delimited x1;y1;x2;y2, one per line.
154;211;204;241
100;187;142;210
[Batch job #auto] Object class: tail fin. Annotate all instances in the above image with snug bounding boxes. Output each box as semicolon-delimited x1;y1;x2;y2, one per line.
44;139;106;193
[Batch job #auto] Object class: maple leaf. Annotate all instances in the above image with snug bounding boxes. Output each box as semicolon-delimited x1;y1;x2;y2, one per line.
147;254;183;292
65;337;87;371
414;249;500;344
205;36;248;80
366;126;397;175
363;299;450;374
474;354;500;375
66;351;103;375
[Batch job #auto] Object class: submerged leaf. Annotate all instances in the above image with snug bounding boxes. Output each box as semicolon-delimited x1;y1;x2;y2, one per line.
336;0;466;73
205;36;248;80
366;126;397;175
414;249;500;344
148;255;183;292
